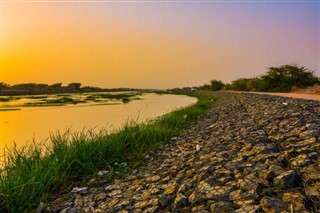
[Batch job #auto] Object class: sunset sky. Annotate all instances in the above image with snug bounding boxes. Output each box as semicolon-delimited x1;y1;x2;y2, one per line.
1;0;319;89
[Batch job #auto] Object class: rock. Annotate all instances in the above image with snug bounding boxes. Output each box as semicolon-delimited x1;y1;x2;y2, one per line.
259;169;276;182
301;164;320;182
229;190;243;201
159;195;172;207
173;193;188;209
145;175;161;182
305;182;320;201
282;192;307;212
274;170;298;189
260;196;288;213
188;191;200;205
163;182;177;195
74;194;84;206
192;205;209;213
203;186;232;200
234;204;260;213
108;190;123;198
133;200;149;209
95;192;107;200
210;201;233;213
71;187;88;194
98;170;109;176
291;154;312;167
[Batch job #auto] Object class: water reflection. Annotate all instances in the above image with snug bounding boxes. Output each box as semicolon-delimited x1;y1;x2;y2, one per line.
0;93;196;156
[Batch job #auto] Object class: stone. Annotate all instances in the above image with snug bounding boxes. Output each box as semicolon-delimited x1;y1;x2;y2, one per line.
274;170;298;189
260;196;288;213
210;201;233;213
259;169;276;182
95;192;107;201
188;191;200;205
282;192;307;212
191;205;209;213
291;154;312;167
71;187;88;194
108;190;123;198
204;186;232;200
159;195;171;207
229;190;243;201
234;205;260;213
133;200;149;209
305;182;320;201
145;175;161;182
163;183;176;195
74;194;84;206
173;193;188;209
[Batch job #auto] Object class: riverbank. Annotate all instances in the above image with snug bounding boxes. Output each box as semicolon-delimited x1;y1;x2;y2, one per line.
45;92;320;212
0;94;214;212
225;90;320;101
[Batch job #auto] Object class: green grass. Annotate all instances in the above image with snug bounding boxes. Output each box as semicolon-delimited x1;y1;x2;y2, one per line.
0;97;20;102
86;93;140;101
23;97;86;107
0;93;215;213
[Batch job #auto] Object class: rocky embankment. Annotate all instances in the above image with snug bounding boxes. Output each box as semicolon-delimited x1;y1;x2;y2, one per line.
46;92;320;213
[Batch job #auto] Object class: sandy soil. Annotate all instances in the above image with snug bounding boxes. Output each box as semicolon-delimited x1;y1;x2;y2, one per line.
226;91;320;101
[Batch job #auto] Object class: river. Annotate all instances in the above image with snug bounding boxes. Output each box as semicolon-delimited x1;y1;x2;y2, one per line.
0;92;196;157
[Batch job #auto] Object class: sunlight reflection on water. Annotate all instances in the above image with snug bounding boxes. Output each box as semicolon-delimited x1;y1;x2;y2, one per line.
0;93;196;157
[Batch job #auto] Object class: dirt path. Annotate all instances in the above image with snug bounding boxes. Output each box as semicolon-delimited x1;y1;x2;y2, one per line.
225;90;320;101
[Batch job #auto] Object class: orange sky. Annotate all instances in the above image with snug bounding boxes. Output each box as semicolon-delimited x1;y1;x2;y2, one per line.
1;1;319;89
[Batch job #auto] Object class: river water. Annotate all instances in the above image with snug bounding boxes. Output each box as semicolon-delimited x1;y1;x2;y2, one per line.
0;93;196;157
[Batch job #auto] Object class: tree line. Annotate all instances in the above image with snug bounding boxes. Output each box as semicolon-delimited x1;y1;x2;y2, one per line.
0;82;107;95
199;64;320;92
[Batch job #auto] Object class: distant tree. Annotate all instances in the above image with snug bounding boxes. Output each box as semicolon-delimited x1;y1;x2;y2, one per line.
222;83;232;90
0;82;10;90
199;84;211;90
11;83;48;91
68;83;82;90
262;64;319;92
230;78;251;91
50;83;62;89
209;80;225;91
36;84;49;89
12;83;36;90
246;77;265;91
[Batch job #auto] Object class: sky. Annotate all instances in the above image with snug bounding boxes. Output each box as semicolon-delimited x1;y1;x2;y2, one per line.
1;0;319;89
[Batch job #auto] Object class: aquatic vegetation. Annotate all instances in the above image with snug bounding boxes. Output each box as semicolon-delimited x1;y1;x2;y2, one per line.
0;97;20;102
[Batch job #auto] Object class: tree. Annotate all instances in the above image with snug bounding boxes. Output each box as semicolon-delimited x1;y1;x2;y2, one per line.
230;78;251;91
0;82;10;90
209;80;225;91
262;64;319;92
50;83;62;89
246;77;265;91
68;83;82;90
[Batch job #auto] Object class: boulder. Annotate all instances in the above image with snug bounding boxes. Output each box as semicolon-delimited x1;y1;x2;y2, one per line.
274;170;298;189
260;196;288;213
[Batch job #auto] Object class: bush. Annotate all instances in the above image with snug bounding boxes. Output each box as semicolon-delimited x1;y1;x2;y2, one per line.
262;64;319;92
